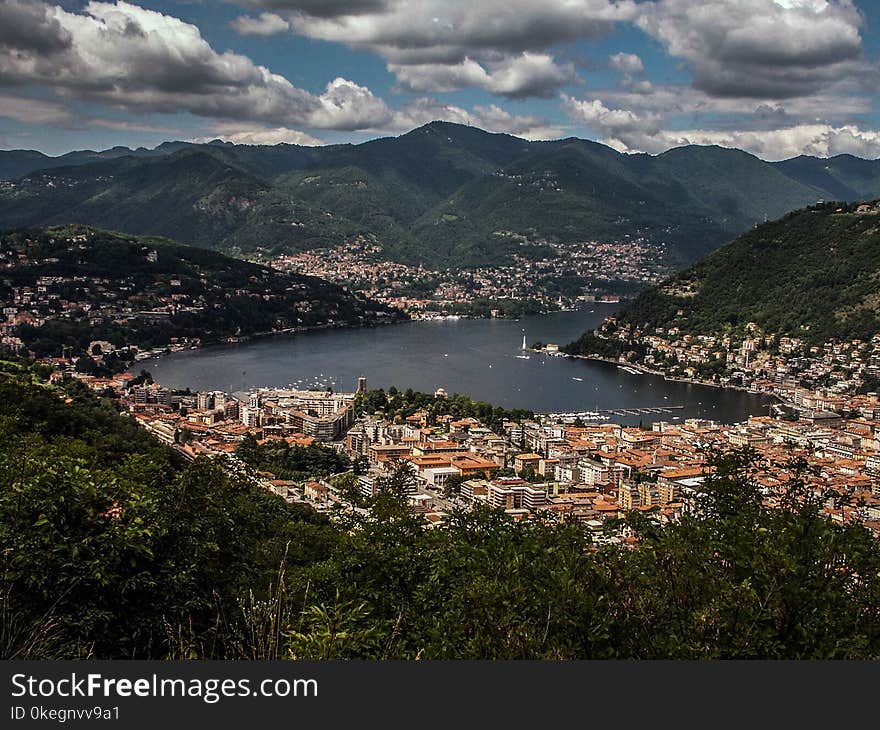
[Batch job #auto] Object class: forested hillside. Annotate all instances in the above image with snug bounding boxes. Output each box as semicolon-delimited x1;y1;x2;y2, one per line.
2;225;402;361
4;122;878;269
567;200;880;357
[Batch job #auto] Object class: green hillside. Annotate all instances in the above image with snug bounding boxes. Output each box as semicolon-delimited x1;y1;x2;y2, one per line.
566;200;880;355
2;122;880;269
1;225;403;361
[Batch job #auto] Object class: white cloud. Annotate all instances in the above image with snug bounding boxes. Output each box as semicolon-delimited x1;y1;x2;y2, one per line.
562;95;661;139
307;77;393;130
90;118;179;134
248;0;635;96
233;0;388;18
0;93;73;124
390;53;574;98
194;123;323;146
609;52;643;74
0;0;391;131
230;12;290;37
389;59;491;94
596;83;874;123
652;124;880;160
484;53;576;98
281;0;638;59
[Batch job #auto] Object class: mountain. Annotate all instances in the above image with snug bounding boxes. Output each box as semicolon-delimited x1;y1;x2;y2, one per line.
2;122;880;268
772;154;880;201
566;200;880;358
0;143;187;180
1;224;403;361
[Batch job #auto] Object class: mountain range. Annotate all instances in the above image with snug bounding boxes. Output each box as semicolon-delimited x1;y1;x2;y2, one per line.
3;122;880;269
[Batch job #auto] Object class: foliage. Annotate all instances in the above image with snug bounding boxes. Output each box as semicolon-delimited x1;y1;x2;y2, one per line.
0;364;328;658
236;436;350;481
355;387;532;433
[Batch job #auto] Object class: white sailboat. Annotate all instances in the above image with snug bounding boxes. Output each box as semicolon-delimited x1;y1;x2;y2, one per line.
516;334;530;359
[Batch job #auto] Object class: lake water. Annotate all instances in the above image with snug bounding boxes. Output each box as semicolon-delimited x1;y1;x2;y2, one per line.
137;304;771;425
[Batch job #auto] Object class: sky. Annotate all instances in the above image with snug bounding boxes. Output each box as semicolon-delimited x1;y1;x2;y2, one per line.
0;0;879;159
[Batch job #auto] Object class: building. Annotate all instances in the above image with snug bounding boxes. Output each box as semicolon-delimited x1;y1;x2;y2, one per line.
513;452;543;474
488;482;547;511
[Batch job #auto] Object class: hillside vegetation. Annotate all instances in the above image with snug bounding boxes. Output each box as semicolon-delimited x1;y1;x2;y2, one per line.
2;225;401;360
567;201;880;355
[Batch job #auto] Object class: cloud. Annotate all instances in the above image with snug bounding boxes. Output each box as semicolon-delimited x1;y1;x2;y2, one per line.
306;77;393;129
230;12;290;36
392;99;565;140
562;95;661;140
609;52;643;74
90;118;180;134
637;0;870;99
0;0;72;55
279;0;637;57
390;53;575;98
591;82;875;129
0;93;74;124
0;0;391;131
562;93;880;159
484;53;576;99
389;59;492;94
241;0;634;96
193;123;323;146
233;0;388;18
655;124;880;160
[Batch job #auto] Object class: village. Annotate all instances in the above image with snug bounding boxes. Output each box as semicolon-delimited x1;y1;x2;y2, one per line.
579;317;880;408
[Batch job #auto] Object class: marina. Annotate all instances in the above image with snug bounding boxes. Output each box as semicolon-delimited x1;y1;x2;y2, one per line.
540;405;686;422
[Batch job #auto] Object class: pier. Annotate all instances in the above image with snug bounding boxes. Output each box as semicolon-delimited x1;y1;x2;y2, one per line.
540;405;686;420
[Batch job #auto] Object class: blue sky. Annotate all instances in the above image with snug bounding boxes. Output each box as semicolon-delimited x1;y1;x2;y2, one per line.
1;0;878;159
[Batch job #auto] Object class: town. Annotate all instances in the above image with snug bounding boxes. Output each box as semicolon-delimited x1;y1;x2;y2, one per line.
266;233;669;318
55;360;880;542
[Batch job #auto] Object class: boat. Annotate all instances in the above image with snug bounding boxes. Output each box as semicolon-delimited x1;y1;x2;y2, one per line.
571;377;583;382
515;333;531;359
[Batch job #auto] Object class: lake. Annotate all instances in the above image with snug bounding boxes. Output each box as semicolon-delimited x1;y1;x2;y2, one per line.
136;304;771;425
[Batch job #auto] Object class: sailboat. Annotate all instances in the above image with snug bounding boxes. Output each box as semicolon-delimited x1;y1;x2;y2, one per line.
516;334;530;359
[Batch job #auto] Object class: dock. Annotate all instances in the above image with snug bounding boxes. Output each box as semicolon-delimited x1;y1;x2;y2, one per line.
540;405;686;420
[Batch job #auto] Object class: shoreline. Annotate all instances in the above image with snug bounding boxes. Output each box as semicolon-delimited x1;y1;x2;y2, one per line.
132;302;617;364
558;351;775;399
